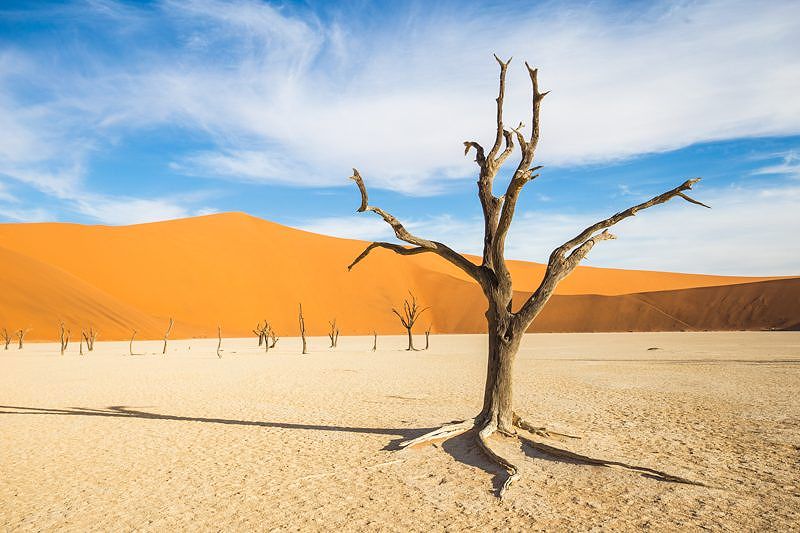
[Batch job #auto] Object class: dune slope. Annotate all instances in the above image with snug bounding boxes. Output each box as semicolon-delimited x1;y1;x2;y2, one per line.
0;213;795;339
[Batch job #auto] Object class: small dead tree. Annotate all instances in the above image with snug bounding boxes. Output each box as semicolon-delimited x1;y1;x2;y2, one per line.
346;56;708;496
392;292;428;351
162;317;174;355
59;322;70;355
79;330;85;356
83;326;98;351
298;303;307;354
217;325;222;358
268;326;279;348
372;330;377;352
425;324;432;350
254;321;267;347
16;328;29;349
2;328;11;350
328;319;339;348
129;329;137;356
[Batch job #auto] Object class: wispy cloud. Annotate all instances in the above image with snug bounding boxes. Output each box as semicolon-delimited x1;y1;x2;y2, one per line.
2;0;799;197
752;150;800;180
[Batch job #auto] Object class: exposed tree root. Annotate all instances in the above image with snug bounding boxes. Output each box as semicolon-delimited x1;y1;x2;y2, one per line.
476;421;520;498
397;418;476;448
397;412;702;497
513;412;581;441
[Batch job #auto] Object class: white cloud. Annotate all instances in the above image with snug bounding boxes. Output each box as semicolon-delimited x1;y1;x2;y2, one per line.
4;0;798;195
752;150;800;180
302;182;800;276
0;206;53;223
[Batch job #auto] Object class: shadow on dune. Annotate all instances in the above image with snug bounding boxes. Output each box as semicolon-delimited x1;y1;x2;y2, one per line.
1;405;704;491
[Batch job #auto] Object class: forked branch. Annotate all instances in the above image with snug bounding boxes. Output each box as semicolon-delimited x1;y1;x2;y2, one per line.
516;178;709;326
348;170;482;282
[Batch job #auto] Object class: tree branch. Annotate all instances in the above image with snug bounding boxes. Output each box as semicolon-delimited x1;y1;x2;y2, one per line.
515;178;708;328
347;242;427;270
488;54;512;161
491;63;549;267
347;170;483;282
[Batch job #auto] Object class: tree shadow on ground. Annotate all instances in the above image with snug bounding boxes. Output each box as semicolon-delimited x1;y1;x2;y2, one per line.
1;405;704;492
518;435;706;486
0;404;435;441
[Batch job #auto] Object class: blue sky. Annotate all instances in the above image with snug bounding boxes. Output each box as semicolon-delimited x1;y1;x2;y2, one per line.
0;0;798;275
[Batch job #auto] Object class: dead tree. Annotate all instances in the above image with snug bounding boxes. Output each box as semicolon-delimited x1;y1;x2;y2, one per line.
391;292;428;351
254;321;267;347
372;330;377;352
16;328;29;349
129;329;136;356
217;325;222;358
59;322;70;355
346;56;708;497
299;303;307;354
79;330;85;356
268;326;279;348
162;317;174;355
83;326;97;351
263;322;271;352
425;324;432;350
2;328;10;350
328;319;339;348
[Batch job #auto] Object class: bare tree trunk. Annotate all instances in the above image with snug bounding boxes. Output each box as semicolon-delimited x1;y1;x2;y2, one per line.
424;324;431;350
162;317;173;355
79;331;85;356
217;325;222;358
299;303;307;354
2;328;10;350
59;322;69;355
405;327;414;351
477;309;523;433
87;327;97;351
129;329;136;356
372;331;377;351
16;328;28;349
254;322;264;347
328;319;338;348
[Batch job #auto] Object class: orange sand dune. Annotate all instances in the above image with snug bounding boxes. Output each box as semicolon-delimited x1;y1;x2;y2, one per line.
0;213;795;340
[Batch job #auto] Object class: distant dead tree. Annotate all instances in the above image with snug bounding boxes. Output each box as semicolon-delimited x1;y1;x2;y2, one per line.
328;319;339;348
16;328;29;349
298;303;307;354
129;329;137;356
425;324;432;350
217;325;222;358
372;330;377;352
2;328;11;350
254;321;267;347
346;56;708;496
59;322;70;355
79;330;85;356
268;325;279;349
162;317;174;355
82;326;97;351
391;292;428;351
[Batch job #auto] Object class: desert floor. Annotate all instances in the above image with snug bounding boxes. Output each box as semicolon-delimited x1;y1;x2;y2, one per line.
2;332;799;531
